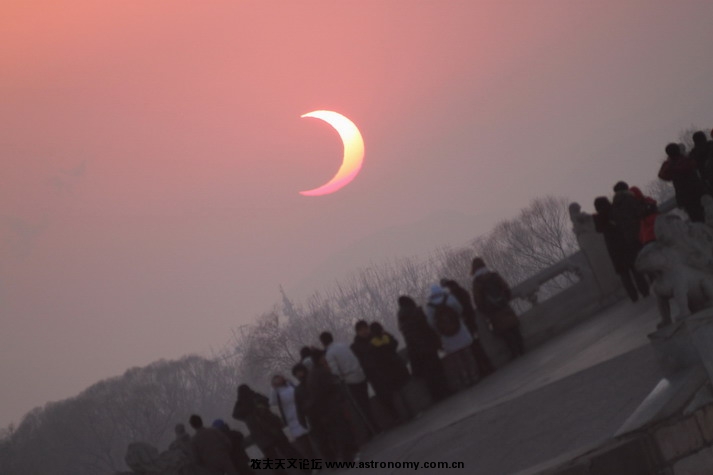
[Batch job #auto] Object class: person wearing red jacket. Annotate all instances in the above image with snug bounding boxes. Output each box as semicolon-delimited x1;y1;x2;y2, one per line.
629;186;658;245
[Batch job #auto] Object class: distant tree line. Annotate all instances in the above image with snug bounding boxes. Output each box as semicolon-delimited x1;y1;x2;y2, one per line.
0;356;237;475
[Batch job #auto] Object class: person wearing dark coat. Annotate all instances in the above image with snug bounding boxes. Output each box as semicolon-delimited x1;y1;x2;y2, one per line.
471;258;524;359
397;295;451;402
231;385;305;475
593;196;650;302
351;320;402;423
658;142;708;222
212;420;254;475
690;131;713;188
365;321;412;422
611;182;646;247
299;346;315;371
440;279;495;377
298;351;359;463
188;415;238;475
169;423;193;461
292;363;331;460
609;182;650;300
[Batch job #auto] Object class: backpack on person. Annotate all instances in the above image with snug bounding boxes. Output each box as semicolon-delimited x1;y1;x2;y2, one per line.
429;295;461;337
478;272;509;314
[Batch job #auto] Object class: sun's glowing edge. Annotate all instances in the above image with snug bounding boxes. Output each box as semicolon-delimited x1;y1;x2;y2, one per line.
299;110;364;196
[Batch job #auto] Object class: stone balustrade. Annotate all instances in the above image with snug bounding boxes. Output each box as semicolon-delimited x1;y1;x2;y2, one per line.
500;195;678;356
510;253;590;306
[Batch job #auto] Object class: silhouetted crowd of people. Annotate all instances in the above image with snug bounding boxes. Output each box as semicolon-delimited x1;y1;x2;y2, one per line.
166;130;713;474
592;129;713;306
166;129;713;475
176;257;523;474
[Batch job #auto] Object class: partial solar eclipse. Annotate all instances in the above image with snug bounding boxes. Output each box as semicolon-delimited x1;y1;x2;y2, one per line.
300;110;364;196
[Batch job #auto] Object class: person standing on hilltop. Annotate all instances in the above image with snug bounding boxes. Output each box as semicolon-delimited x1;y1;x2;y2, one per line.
440;279;495;378
212;420;254;475
609;181;650;299
628;186;658;245
367;321;413;422
319;331;378;435
169;423;193;461
397;295;451;402
690;130;713;192
188;414;238;475
299;346;315;371
231;385;306;474
471;258;524;359
292;362;335;463
610;182;646;248
304;350;359;463
658;142;708;222
690;131;713;181
351;320;402;424
593;196;649;302
424;284;478;389
268;374;314;459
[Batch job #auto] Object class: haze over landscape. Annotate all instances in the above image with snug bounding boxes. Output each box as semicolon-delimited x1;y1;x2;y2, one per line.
2;0;713;430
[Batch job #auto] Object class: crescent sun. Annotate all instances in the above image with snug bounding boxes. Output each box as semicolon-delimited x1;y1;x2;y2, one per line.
299;110;365;196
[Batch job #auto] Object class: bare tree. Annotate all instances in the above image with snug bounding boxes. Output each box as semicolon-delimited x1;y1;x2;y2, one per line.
471;196;577;289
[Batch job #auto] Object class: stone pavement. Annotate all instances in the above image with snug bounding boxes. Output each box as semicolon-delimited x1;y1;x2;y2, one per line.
342;297;665;475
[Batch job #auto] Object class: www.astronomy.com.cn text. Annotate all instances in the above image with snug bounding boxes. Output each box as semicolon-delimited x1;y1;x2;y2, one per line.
250;458;466;470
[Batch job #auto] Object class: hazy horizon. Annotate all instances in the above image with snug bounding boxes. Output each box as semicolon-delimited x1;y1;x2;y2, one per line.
3;0;713;429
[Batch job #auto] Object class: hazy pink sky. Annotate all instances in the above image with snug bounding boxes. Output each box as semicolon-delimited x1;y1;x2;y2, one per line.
2;1;713;428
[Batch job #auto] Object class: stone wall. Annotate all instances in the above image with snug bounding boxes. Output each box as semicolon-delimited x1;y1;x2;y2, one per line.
501;196;679;360
532;309;713;474
536;391;713;475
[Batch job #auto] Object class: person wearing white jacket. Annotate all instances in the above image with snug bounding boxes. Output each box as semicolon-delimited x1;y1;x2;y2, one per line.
269;374;314;459
425;284;477;389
